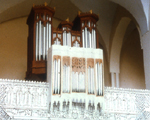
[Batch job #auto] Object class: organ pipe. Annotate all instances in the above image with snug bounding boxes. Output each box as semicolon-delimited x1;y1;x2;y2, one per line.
56;59;58;93
88;67;90;93
39;20;41;60
43;26;45;60
54;60;56;94
63;31;66;45
46;23;48;57
82;30;85;48
98;63;101;95
85;27;87;48
67;66;70;92
58;59;60;94
35;22;38;61
96;62;103;96
90;68;92;93
95;63;98;94
48;23;51;48
89;32;91;48
93;29;96;49
100;63;103;95
92;68;94;94
76;72;78;92
92;29;94;48
72;72;75;91
63;65;66;92
67;32;69;46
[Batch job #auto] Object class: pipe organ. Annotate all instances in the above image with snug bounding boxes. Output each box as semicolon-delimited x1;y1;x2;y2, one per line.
26;4;99;80
26;3;103;113
26;4;55;80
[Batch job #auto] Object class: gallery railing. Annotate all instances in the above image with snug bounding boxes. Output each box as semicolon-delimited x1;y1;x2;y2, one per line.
0;79;150;119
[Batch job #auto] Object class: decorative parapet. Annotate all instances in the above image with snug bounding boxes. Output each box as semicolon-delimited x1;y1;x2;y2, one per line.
103;87;150;120
0;79;49;110
1;79;150;119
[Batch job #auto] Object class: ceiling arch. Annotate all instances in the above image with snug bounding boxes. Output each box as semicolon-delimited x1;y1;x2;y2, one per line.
110;0;149;35
110;17;131;73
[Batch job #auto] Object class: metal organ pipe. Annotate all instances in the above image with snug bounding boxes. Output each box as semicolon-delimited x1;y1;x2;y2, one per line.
67;66;70;92
82;29;85;48
58;59;60;94
96;62;103;96
76;72;78;92
68;32;71;47
100;63;103;95
90;67;92;93
89;32;91;48
93;29;96;49
92;29;94;48
63;65;66;92
43;26;45;60
35;21;38;61
67;32;69;46
88;67;90;94
56;59;58;93
65;65;67;92
63;31;66;45
72;72;75;92
48;22;51;48
54;60;56;94
85;27;87;48
92;68;94;94
46;22;48;57
98;63;100;95
95;63;98;94
39;20;42;60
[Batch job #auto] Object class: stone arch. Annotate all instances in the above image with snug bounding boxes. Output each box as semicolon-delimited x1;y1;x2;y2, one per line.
110;17;131;87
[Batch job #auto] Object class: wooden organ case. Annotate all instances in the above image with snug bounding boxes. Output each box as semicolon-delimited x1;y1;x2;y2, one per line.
26;4;55;80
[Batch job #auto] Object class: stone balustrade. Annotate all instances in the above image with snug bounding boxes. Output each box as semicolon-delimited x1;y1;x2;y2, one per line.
1;79;150;119
0;79;49;110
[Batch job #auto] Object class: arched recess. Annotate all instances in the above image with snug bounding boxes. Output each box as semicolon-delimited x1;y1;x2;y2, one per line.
110;17;131;87
120;28;145;89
